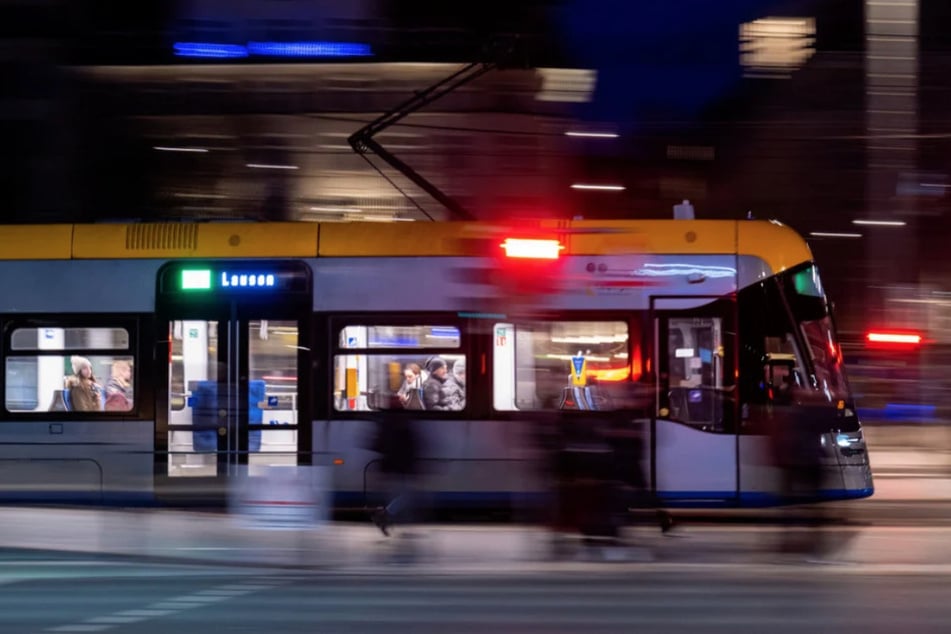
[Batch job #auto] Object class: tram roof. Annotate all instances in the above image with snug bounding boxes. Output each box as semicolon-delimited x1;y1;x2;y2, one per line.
0;219;812;276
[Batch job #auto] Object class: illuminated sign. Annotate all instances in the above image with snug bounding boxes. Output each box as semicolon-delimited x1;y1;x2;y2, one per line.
220;272;275;288
164;262;310;298
179;269;280;292
181;269;211;290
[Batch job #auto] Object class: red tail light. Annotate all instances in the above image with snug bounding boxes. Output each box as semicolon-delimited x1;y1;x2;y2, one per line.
500;238;563;260
865;330;922;347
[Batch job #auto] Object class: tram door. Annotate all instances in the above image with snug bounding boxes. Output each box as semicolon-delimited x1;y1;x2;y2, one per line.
652;296;738;503
155;263;311;501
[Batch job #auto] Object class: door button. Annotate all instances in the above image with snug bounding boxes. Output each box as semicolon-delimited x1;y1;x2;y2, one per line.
218;427;227;436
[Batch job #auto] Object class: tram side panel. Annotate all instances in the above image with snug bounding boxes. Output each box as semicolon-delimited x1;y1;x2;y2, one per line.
0;260;162;504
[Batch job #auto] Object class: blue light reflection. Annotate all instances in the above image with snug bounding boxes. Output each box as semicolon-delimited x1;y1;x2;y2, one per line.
173;42;248;59
247;41;372;58
173;41;372;60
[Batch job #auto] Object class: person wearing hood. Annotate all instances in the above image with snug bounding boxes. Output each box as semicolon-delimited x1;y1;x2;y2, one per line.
66;356;102;412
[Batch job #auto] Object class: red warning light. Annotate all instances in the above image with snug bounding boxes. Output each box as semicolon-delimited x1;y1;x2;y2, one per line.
866;330;922;347
500;238;563;260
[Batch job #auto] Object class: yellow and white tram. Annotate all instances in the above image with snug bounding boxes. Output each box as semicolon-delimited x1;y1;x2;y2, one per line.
0;219;872;508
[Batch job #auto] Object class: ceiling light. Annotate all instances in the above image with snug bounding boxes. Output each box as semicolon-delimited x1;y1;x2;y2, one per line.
565;131;618;139
154;146;208;153
570;184;625;191
246;163;299;170
852;219;907;226
310;206;361;213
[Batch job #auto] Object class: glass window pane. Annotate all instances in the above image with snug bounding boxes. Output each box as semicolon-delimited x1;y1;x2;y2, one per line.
333;354;466;412
11;327;130;351
791;265;824;298
5;355;135;413
167;320;218;477
249;320;299;427
494;321;629;411
338;325;460;349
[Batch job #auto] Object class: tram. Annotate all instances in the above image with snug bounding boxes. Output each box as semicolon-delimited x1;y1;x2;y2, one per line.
0;219;872;508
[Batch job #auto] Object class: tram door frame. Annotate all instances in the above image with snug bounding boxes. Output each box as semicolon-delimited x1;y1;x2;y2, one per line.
650;295;739;503
153;262;313;504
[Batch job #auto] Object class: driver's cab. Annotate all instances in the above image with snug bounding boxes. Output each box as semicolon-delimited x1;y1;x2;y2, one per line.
764;352;801;405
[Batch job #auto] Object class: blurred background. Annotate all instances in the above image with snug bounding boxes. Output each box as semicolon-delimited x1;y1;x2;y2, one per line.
3;0;950;417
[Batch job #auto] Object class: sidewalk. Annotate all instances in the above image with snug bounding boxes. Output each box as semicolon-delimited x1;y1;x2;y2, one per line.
2;505;951;572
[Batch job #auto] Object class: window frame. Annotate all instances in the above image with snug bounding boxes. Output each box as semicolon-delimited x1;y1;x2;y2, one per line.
490;311;650;415
327;313;470;417
652;296;739;434
1;315;143;419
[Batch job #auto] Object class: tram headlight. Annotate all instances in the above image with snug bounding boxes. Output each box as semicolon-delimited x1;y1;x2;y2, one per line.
835;433;852;448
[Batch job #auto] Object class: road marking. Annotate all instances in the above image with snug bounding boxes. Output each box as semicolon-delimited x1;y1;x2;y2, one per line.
115;609;175;618
166;595;229;603
193;589;253;596
84;616;144;625
149;601;203;610
45;575;283;633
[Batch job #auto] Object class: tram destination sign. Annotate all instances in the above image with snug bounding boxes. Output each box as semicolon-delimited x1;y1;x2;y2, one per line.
160;262;311;295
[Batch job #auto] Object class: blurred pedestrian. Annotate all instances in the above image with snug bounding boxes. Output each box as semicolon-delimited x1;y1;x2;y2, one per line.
769;391;829;557
371;416;422;537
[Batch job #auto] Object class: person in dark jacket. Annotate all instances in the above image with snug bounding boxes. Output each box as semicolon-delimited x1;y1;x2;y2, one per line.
422;358;453;411
371;416;422;536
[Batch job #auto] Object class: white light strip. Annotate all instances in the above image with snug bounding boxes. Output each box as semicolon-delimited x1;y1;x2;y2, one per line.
809;232;863;238
246;163;299;170
852;219;907;226
154;146;208;153
310;206;361;213
565;131;619;138
571;184;626;191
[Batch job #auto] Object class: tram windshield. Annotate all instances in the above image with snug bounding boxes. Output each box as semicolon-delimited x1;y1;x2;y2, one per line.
783;264;853;406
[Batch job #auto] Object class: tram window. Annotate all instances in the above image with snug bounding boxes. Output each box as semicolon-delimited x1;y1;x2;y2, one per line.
332;353;466;412
11;327;129;351
738;278;811;433
791;265;824;298
5;354;135;413
662;316;731;431
334;321;464;412
493;320;631;411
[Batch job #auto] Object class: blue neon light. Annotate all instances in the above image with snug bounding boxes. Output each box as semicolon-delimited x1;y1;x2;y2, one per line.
247;41;372;58
173;41;372;60
173;42;248;59
220;272;276;288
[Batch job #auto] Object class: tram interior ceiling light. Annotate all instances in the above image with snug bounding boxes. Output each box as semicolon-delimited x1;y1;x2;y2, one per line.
174;41;373;59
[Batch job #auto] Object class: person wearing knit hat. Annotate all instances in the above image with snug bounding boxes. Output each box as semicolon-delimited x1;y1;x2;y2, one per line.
422;357;450;410
66;355;102;412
